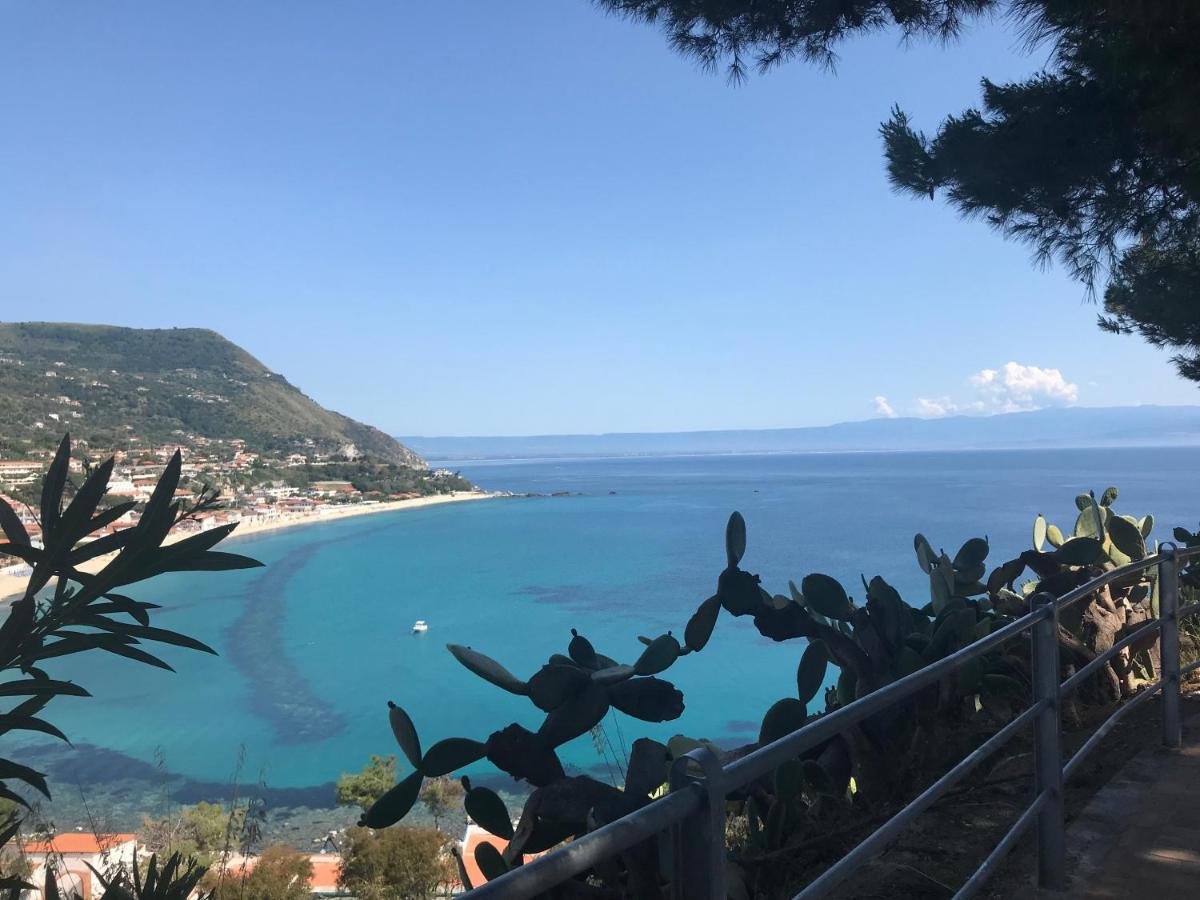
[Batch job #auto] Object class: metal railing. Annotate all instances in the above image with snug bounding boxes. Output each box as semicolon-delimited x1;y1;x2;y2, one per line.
469;544;1200;899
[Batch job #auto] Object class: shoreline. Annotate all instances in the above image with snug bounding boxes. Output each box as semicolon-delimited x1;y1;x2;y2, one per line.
0;490;500;602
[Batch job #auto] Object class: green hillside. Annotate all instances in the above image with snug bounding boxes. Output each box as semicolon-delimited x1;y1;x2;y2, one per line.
0;322;425;466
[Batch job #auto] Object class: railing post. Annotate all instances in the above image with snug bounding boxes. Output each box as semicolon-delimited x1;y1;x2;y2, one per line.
1159;542;1182;749
1031;592;1066;892
668;746;725;900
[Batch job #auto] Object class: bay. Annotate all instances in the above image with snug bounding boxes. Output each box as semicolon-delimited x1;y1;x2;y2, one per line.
16;446;1200;820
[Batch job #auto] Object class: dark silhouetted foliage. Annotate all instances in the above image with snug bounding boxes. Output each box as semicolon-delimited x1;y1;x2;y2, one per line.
0;434;259;882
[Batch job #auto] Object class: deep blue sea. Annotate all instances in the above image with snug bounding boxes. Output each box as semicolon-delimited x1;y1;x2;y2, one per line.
17;447;1200;817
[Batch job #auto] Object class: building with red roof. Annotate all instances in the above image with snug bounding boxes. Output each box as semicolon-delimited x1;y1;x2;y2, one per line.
21;833;138;900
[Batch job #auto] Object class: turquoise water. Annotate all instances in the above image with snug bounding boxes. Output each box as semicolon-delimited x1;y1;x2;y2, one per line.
18;446;1200;807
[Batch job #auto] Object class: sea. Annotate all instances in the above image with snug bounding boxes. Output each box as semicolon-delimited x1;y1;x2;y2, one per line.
13;446;1200;834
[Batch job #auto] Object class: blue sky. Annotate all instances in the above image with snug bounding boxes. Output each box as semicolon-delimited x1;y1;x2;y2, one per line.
1;2;1195;436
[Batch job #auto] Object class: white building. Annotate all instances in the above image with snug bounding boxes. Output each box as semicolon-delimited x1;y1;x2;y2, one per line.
21;833;137;900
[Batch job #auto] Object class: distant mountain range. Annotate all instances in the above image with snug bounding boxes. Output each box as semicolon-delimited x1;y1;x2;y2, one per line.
402;405;1200;460
0;322;425;466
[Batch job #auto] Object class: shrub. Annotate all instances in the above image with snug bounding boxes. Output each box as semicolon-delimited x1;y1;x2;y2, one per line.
208;845;311;900
337;826;452;900
335;755;397;811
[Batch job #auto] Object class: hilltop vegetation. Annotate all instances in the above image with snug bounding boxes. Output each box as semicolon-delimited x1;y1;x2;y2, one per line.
0;322;423;466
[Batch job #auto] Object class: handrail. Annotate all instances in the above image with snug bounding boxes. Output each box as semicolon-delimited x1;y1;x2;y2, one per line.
724;605;1049;787
465;786;701;898
794;700;1046;899
952;791;1048;900
1063;679;1164;781
469;543;1196;898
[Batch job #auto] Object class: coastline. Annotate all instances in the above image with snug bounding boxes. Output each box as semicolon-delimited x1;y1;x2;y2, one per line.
0;490;499;602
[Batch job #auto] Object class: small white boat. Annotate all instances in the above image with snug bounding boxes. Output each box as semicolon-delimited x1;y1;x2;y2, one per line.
412;620;428;633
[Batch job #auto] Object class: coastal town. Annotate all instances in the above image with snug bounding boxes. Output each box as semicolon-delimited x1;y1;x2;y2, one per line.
14;822;524;898
0;435;482;594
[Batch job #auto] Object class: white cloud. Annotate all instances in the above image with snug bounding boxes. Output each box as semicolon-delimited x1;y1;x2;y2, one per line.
969;362;1078;413
915;396;958;418
887;362;1080;419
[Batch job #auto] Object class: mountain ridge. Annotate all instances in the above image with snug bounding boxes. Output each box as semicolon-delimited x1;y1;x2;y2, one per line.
400;405;1200;460
0;322;425;466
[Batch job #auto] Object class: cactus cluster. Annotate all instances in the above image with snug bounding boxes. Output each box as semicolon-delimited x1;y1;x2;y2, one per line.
364;626;691;888
354;493;1178;896
1032;487;1154;566
987;487;1162;704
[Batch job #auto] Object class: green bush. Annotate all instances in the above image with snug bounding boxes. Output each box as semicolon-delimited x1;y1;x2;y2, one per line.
337;826;452;900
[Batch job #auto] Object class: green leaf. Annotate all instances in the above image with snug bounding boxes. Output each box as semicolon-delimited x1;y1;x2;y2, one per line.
1100;486;1119;507
0;679;89;698
30;633;132;661
93;623;216;655
147;550;263;575
538;683;609;747
1056;536;1103;566
447;644;528;695
45;857;62;900
465;786;513;840
725;512;747;567
796;640;828;706
450;846;474;893
68;529;132;566
758;698;807;746
97;642;175;671
528;664;590;711
40;434;71;535
475;841;509;881
388;702;422;769
567;629;596;668
0;498;29;547
954;537;989;569
986;557;1026;595
624;737;669;798
1073;504;1103;540
0;715;69;743
927;609;976;660
913;534;935;574
137;451;182;541
634;634;680;676
359;769;423;828
590;664;636;686
0;758;49;798
1107;514;1147;561
608;676;684;722
0;785;30;810
421;738;487;777
53;458;114;552
800;574;852;620
684;594;721;652
1033;515;1047;551
86;500;137;534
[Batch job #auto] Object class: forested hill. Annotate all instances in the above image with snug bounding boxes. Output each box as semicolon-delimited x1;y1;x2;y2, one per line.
0;322;424;466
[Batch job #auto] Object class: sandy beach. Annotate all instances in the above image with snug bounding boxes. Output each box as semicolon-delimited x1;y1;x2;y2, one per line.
0;490;499;602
